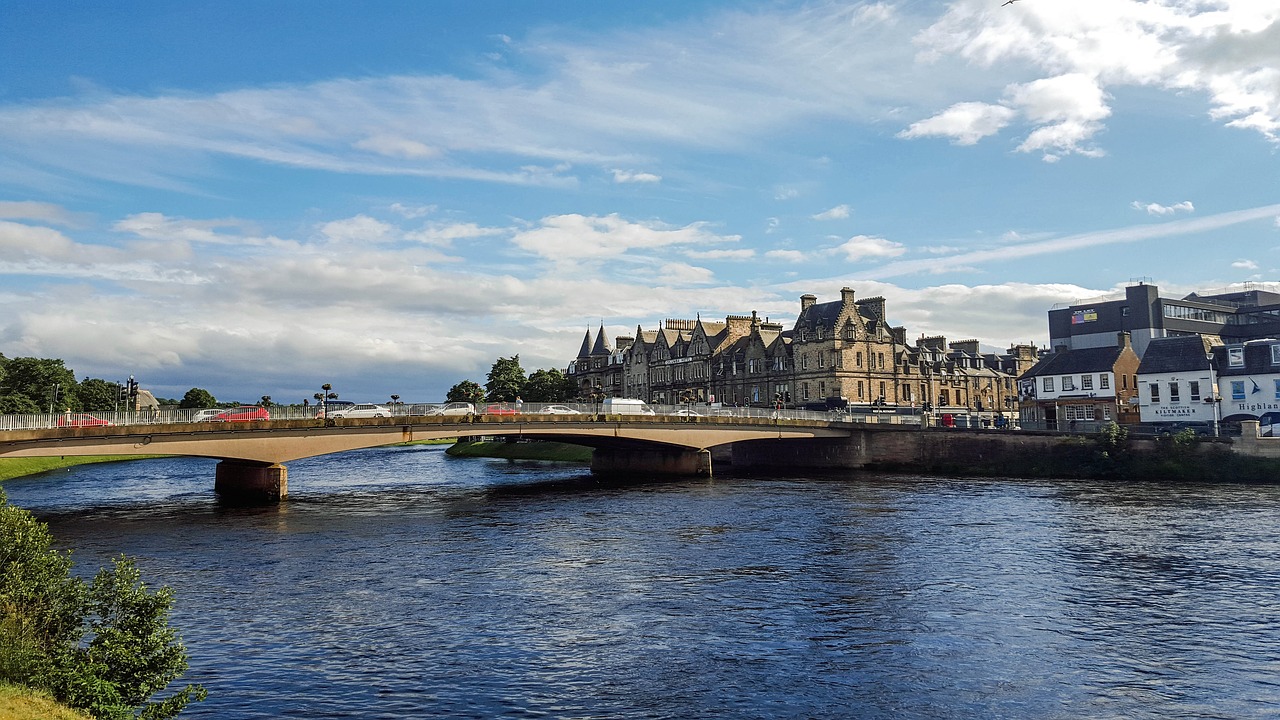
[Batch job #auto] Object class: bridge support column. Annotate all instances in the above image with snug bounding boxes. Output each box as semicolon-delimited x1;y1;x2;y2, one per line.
215;460;288;503
591;448;712;478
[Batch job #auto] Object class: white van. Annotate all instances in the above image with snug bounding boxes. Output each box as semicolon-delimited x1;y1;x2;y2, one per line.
601;398;655;415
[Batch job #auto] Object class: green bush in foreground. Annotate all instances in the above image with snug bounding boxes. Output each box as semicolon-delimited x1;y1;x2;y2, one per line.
0;490;205;719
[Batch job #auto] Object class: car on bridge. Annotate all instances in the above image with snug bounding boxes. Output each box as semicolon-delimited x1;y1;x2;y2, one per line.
57;413;113;427
191;409;225;422
328;403;391;419
426;402;475;416
212;406;270;422
540;404;581;415
483;403;519;415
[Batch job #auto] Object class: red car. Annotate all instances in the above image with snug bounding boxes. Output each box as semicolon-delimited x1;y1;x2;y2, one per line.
482;404;519;415
212;406;270;422
57;413;113;427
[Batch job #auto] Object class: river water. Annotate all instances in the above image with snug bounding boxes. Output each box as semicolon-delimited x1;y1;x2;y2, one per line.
4;445;1280;719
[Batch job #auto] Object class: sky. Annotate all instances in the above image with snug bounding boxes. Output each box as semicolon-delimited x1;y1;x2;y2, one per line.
1;0;1278;405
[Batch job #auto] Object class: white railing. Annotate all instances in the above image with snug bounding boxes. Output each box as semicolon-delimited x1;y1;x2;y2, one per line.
0;402;945;432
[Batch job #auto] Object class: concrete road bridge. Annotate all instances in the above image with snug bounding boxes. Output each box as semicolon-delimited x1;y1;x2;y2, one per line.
0;410;876;502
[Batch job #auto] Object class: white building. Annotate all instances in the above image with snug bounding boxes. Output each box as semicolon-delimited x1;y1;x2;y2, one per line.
1213;339;1280;436
1136;336;1218;425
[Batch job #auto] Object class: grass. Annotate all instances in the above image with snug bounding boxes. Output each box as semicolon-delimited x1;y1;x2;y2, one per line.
0;456;159;483
446;440;593;462
0;684;91;720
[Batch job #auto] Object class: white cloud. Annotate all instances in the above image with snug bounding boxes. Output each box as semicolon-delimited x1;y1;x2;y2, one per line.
908;0;1280;154
834;235;907;262
765;249;807;262
510;213;738;261
1131;200;1195;215
0;201;81;227
812;204;852;221
354;134;441;159
405;222;505;246
389;203;436;219
1232;259;1259;270
657;262;715;285
612;169;662;183
684;248;755;261
897;101;1015;145
317;215;399;244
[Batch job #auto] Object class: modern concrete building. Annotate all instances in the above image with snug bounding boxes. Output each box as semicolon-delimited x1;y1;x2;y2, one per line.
1048;282;1280;358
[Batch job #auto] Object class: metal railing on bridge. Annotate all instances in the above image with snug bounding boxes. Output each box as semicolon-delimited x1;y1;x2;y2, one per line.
0;401;939;433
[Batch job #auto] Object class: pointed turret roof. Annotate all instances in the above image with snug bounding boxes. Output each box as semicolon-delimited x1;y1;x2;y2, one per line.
590;323;612;355
577;328;593;359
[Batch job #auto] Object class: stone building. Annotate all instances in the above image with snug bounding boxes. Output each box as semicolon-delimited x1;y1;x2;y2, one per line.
569;287;1031;419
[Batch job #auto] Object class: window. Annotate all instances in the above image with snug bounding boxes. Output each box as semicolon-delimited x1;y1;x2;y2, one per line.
1100;374;1110;389
857;381;864;399
802;383;810;401
1062;377;1076;391
1273;344;1280;365
1102;406;1112;420
1082;375;1094;390
1232;380;1246;400
878;382;886;401
819;381;826;397
1168;382;1180;403
1228;347;1245;367
1150;383;1160;403
1189;381;1201;402
856;352;862;368
1275;379;1280;401
818;353;825;369
1043;377;1055;392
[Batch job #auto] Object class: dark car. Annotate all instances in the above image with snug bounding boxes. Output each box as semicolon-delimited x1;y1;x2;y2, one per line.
213;406;270;422
57;413;113;427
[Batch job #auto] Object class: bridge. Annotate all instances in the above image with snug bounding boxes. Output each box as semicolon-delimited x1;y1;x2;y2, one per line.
0;406;871;502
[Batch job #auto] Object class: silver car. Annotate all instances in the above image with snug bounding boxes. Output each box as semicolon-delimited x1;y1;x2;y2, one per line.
328;403;392;419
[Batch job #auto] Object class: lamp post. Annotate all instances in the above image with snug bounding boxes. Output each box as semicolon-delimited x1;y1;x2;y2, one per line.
315;383;338;421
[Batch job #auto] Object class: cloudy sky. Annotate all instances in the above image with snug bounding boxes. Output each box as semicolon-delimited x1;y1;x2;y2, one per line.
2;0;1278;405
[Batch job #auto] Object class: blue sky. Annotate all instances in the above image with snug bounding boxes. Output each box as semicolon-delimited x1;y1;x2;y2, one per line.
1;0;1278;405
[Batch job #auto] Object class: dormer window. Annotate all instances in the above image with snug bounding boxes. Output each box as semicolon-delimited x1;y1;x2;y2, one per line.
1228;346;1244;367
1272;344;1280;365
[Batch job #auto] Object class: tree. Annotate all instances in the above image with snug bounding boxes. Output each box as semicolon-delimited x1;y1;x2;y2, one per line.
446;380;485;405
2;357;80;413
78;379;123;412
484;355;526;402
178;388;217;409
522;368;573;403
259;396;272;408
0;490;206;719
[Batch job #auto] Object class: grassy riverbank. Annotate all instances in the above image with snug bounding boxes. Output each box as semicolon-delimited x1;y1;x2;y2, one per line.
446;440;593;463
0;684;91;720
0;456;160;483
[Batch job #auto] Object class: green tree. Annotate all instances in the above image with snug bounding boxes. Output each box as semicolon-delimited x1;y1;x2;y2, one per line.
0;490;205;719
2;357;80;413
259;395;272;408
77;379;123;412
522;368;573;402
0;394;41;414
178;388;217;409
484;355;526;402
446;380;485;405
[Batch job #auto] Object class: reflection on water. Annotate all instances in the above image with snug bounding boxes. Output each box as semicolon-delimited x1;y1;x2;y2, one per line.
5;446;1280;719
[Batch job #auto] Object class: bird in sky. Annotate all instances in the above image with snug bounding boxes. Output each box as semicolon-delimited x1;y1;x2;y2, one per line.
1002;0;1019;5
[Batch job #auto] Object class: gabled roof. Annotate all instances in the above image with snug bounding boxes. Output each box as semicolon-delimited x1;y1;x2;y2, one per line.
1137;336;1213;375
1021;345;1126;378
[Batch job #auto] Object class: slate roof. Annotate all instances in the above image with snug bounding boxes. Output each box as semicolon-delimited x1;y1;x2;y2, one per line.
1137;335;1213;374
1021;345;1125;378
1212;338;1280;376
794;300;845;332
590;324;611;355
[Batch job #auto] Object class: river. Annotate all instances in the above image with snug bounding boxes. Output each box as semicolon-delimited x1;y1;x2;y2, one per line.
4;445;1280;719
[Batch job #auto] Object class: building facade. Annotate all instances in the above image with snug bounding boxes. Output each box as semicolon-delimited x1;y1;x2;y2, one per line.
1049;282;1280;358
1017;332;1141;430
1213;338;1280;435
1136;335;1219;425
569;288;1031;422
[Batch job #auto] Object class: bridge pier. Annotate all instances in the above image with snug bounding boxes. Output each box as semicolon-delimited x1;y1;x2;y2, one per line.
215;460;288;503
591;448;712;478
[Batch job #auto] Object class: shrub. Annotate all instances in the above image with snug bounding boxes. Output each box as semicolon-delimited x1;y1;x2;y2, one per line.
0;490;205;719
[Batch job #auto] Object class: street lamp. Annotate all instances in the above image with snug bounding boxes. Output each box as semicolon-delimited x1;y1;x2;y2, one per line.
314;383;338;420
